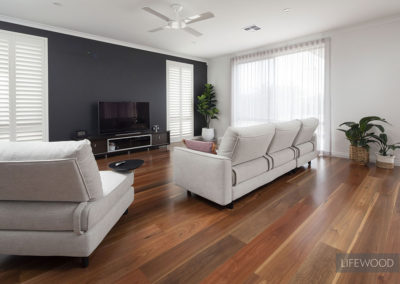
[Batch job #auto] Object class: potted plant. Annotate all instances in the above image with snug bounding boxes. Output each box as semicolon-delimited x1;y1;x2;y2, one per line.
337;116;387;165
371;133;400;169
196;84;219;141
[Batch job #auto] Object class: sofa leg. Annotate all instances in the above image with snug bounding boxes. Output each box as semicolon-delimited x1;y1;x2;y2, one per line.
123;209;128;215
225;202;234;209
81;257;89;268
308;161;311;167
187;191;192;197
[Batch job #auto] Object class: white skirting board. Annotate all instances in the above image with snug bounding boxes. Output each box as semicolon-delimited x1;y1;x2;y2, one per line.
331;152;400;167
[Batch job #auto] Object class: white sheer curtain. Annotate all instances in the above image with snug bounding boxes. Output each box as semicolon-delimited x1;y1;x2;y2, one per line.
231;39;331;154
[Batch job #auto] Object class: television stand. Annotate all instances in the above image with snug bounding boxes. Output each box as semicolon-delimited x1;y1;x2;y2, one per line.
115;131;143;136
88;131;170;157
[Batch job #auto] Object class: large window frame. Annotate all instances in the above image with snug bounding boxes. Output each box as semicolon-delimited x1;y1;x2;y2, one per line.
231;39;330;154
0;29;48;142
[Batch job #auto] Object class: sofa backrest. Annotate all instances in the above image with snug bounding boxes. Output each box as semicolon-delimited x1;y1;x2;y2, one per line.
218;123;275;165
293;118;319;146
0;139;103;202
267;120;301;153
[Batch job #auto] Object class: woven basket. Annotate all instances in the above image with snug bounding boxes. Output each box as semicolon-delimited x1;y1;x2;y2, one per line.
349;146;369;165
376;154;395;169
376;160;394;169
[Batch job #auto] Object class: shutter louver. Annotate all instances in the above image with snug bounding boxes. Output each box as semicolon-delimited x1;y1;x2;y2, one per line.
0;30;48;142
0;37;10;141
167;61;194;142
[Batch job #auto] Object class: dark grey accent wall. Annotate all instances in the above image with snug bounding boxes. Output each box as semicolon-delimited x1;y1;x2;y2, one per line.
0;21;207;141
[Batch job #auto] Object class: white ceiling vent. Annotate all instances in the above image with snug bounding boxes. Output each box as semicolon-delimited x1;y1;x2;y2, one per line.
243;25;261;31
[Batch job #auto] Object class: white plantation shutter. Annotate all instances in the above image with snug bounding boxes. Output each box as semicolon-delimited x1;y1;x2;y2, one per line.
0;36;10;141
0;30;48;142
166;60;194;142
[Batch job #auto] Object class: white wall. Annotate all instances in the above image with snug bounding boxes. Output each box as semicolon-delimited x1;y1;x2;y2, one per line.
207;55;231;138
208;16;400;165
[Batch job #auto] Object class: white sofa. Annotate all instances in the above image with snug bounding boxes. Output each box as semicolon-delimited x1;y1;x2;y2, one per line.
173;118;318;208
0;140;134;267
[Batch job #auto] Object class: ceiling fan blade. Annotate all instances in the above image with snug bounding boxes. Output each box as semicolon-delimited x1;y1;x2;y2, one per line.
148;26;166;32
142;7;172;22
184;27;202;37
185;12;214;24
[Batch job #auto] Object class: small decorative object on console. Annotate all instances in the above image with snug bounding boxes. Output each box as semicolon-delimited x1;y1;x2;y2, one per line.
74;130;87;139
152;125;160;132
183;139;216;154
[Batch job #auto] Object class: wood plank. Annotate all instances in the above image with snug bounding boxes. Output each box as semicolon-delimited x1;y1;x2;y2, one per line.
289;242;342;284
253;183;355;283
156;235;245;284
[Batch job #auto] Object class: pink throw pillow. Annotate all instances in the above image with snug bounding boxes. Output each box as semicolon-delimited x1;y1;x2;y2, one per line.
183;139;217;154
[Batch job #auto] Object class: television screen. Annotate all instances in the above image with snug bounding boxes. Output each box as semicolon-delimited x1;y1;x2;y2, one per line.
98;102;150;134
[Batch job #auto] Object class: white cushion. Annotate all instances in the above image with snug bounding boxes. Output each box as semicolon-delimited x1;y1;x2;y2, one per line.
296;142;315;157
218;123;275;166
232;157;269;185
99;171;134;196
268;148;296;168
268;120;301;153
293;118;319;146
0;139;103;201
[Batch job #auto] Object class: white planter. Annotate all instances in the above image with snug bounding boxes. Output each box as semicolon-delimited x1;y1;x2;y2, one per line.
376;153;395;169
202;128;215;141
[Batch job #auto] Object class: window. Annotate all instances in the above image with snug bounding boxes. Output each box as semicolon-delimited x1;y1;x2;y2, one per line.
231;39;330;153
0;30;48;142
166;60;194;142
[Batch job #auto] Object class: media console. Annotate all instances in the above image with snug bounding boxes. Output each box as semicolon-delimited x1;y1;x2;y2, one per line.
88;131;170;157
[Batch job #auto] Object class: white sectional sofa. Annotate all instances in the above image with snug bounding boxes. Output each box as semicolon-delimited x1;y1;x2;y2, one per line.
0;140;134;267
173;118;318;208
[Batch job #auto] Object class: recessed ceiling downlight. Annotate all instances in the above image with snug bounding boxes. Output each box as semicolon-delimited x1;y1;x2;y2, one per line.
52;2;62;6
283;8;291;12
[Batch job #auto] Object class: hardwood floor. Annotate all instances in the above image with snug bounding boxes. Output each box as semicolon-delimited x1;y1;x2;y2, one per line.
1;147;399;284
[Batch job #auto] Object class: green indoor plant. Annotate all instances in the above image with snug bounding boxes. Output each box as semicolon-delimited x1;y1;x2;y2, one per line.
371;133;400;169
196;83;219;140
337;116;387;165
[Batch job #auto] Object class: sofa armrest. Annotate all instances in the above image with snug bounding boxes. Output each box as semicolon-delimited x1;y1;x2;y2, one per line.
173;147;232;206
311;134;318;151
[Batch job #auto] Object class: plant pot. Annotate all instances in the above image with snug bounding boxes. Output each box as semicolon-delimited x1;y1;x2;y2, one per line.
202;128;215;141
349;145;369;165
376;153;395;169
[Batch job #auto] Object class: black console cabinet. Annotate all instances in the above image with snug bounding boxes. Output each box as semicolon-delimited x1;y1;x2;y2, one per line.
89;131;170;156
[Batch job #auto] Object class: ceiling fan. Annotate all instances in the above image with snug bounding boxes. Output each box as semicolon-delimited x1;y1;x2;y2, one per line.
143;4;214;37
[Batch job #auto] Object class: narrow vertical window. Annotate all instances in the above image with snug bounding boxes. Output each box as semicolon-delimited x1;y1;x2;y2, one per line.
166;60;194;142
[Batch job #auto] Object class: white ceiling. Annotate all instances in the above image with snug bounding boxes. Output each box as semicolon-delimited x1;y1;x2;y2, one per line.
1;0;400;59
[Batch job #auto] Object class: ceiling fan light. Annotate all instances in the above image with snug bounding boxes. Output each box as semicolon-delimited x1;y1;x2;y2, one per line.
169;21;186;29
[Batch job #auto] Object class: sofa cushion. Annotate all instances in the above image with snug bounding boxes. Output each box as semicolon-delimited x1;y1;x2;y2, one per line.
268;148;296;169
0;171;134;232
295;142;315;157
81;171;133;231
183;139;216;154
0;201;78;231
267;120;301;153
293;118;319;146
232;157;269;185
218;123;275;166
0;140;103;201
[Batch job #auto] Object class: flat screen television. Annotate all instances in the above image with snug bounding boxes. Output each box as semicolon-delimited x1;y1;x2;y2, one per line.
98;102;150;134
